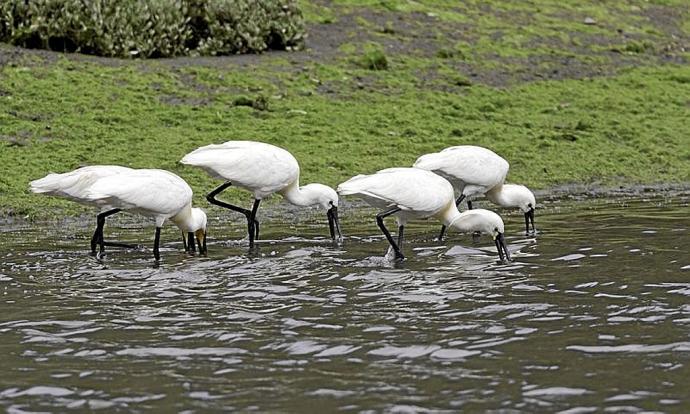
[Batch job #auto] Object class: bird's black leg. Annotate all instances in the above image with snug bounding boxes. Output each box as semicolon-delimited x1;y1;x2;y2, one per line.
397;225;405;250
467;200;473;210
207;182;253;216
187;231;196;253
102;241;138;249
247;199;261;248
92;208;124;255
437;225;447;242
206;182;261;246
91;218;104;255
153;227;161;261
438;194;466;241
199;229;207;254
207;181;234;202
376;206;404;260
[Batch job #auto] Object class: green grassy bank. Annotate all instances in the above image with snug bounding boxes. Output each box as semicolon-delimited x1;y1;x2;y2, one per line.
1;0;689;219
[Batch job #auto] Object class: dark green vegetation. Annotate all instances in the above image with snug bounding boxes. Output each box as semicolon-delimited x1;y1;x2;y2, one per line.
0;0;304;57
1;0;689;219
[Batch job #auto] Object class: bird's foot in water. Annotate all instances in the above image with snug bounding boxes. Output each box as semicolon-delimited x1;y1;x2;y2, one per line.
91;241;139;256
92;240;141;259
384;246;405;262
471;231;481;243
103;241;140;249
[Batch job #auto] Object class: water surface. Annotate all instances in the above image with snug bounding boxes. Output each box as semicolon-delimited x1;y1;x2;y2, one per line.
1;194;689;412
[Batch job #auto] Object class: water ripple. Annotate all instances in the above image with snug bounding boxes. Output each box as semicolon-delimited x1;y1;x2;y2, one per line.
0;196;688;411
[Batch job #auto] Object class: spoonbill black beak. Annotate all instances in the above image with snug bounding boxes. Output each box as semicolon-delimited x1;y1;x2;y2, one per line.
195;229;207;255
524;207;536;234
494;232;512;263
327;205;343;242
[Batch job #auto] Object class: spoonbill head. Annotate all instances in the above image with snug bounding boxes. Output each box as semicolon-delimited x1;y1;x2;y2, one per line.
288;182;342;240
447;209;511;262
486;184;536;234
181;140;341;247
174;207;208;254
338;167;510;262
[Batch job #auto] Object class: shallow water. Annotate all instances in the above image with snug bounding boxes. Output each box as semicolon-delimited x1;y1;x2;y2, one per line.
1;194;689;412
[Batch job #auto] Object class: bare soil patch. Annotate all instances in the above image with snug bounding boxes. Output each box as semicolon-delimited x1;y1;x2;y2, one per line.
2;1;687;89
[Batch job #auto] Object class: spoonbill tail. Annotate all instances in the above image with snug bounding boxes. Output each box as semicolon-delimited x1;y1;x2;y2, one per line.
30;167;207;260
181;141;341;248
337;167;511;262
414;145;536;238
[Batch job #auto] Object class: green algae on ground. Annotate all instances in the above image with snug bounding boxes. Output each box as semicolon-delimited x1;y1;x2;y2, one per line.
1;54;688;219
1;0;689;220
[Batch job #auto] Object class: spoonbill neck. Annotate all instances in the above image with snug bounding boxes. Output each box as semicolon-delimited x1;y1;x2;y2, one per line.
169;203;195;231
485;184;511;206
485;183;535;211
280;180;319;207
435;201;463;227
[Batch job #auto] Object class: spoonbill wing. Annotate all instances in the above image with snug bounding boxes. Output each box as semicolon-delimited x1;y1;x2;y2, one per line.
338;168;453;214
414;145;509;189
181;141;299;196
83;169;192;215
29;165;133;202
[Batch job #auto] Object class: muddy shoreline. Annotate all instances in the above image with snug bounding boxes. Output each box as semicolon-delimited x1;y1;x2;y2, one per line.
2;182;687;229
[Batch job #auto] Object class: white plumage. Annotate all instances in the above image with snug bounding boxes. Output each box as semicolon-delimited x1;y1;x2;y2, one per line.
338;167;511;261
30;167;207;260
29;165;133;204
181;141;299;199
414;145;536;235
83;169;193;227
414;145;509;199
338;168;454;223
181;140;341;247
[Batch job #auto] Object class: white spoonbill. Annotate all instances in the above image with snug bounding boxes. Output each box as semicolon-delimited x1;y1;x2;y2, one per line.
337;167;511;262
30;167;207;260
181;140;341;248
413;145;536;238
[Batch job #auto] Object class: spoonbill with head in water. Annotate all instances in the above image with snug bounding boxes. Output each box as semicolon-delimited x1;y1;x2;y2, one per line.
337;167;511;262
413;145;536;239
30;167;207;260
181;141;341;247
